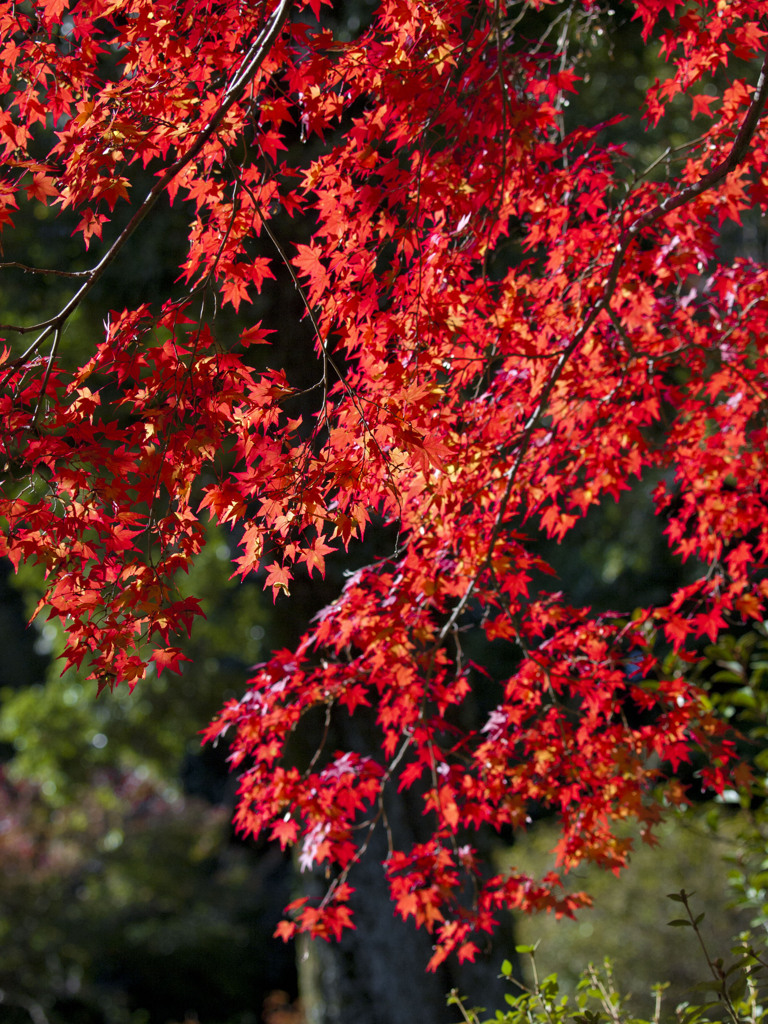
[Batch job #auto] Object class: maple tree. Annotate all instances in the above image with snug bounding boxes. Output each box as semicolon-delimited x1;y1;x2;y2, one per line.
1;0;768;971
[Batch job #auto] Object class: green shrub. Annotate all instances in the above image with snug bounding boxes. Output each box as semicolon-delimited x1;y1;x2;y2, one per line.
450;892;768;1024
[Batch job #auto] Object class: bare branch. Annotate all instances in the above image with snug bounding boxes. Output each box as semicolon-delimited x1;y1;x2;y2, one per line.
0;262;90;278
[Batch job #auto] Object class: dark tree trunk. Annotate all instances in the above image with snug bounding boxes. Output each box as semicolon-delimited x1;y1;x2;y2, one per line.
295;715;517;1024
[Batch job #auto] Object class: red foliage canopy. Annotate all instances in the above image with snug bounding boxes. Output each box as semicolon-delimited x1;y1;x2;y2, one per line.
1;0;767;966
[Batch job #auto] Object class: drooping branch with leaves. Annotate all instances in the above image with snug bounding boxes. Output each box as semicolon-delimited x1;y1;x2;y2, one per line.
1;0;768;968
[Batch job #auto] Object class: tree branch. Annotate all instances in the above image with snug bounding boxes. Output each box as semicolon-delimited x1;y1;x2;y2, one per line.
1;0;292;367
436;50;768;646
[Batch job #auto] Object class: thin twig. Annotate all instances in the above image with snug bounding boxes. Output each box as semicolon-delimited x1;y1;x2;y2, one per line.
0;261;90;278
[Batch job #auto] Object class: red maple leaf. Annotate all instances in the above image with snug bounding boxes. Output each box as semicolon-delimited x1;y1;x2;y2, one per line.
264;561;293;600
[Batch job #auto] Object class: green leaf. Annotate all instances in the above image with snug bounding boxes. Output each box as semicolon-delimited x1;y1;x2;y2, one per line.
727;974;747;1002
723;957;750;977
693;980;725;993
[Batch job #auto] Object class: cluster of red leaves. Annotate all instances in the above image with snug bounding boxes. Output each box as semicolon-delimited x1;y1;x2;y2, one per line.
0;0;767;966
